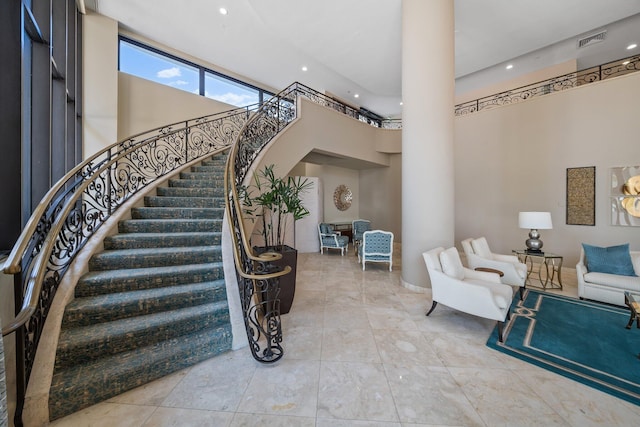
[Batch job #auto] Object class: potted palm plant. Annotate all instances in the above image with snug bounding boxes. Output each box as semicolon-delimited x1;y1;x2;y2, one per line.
240;164;313;313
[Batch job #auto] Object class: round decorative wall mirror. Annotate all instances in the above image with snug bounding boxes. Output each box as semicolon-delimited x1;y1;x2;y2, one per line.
333;184;352;211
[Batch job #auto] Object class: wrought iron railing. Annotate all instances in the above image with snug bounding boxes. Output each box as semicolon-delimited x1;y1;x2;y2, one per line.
224;84;300;364
0;80;403;425
455;54;640;116
1;104;256;426
225;81;394;363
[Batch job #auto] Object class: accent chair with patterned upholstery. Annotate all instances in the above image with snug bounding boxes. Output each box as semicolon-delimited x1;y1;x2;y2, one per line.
358;230;393;271
318;223;349;255
352;219;372;254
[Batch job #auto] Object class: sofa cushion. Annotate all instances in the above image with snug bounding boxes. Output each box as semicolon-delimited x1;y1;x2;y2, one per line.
582;243;637;277
633;252;640;276
471;237;492;259
583;271;640;292
440;247;464;280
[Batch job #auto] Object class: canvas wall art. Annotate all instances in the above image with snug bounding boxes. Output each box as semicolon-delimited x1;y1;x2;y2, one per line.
611;166;640;226
566;166;595;226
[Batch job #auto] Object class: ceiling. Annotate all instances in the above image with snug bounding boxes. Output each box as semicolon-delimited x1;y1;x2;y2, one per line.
86;0;640;119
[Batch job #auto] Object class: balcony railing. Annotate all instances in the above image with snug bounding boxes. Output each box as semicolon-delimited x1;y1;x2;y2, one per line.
455;54;640;116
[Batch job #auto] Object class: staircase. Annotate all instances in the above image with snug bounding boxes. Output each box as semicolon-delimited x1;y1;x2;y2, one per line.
48;153;233;420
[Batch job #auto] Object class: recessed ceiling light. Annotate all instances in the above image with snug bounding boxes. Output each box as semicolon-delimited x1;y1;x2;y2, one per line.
301;66;308;72
506;64;513;70
627;43;637;50
354;94;359;98
400;102;403;106
219;7;228;15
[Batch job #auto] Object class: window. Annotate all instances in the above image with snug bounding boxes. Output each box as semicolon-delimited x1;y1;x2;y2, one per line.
205;71;259;107
0;0;82;251
119;39;199;95
118;37;272;108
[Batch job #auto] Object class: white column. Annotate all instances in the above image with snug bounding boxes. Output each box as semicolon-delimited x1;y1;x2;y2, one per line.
401;0;455;289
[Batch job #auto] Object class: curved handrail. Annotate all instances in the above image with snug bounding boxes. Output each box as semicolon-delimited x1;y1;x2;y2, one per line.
3;104;258;276
223;82;310;363
2;104;257;340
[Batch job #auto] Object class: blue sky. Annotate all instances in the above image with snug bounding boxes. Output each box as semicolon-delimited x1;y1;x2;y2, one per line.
119;40;259;107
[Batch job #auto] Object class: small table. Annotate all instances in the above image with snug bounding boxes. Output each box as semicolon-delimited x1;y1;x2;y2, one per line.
625;291;640;329
329;222;353;242
513;250;563;290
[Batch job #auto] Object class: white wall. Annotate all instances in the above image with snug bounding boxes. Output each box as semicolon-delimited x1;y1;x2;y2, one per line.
117;74;232;139
455;71;640;267
304;164;360;223
83;12;118;159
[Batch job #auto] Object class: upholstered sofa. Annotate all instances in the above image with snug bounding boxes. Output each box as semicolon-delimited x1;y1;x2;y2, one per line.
576;247;640;306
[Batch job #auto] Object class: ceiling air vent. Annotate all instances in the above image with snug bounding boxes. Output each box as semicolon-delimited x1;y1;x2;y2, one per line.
577;30;607;48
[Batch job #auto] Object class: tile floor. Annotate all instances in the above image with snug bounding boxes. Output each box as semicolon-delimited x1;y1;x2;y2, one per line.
50;246;640;426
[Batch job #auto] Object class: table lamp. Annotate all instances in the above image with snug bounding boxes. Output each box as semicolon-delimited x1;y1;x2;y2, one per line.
518;211;552;254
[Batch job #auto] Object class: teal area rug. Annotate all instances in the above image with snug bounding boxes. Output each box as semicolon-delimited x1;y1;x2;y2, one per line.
487;289;640;405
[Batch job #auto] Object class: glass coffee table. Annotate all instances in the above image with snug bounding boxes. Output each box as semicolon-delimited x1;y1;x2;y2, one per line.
624;291;640;329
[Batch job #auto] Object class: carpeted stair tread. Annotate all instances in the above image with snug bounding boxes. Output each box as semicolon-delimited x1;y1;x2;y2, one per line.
156;186;225;197
104;232;221;249
191;165;225;173
179;171;222;180
144;196;224;208
131;206;224;220
118;218;222;233
169;178;224;188
63;280;227;328
89;246;222;270
49;325;232;420
55;301;229;370
50;152;233;420
76;262;224;297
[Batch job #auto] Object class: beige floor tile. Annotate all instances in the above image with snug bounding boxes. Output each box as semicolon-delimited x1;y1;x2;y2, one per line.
142;407;233;427
317;361;398;422
49;402;156;427
237;359;320;417
48;248;639;427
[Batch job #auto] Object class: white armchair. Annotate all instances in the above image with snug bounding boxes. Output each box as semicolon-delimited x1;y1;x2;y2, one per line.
461;237;527;299
423;247;514;342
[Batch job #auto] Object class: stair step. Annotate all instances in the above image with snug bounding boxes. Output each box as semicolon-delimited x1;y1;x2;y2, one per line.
191;165;225;173
144;195;224;208
118;218;222;233
131;206;223;220
49;325;232;420
55;301;229;370
179;171;222;180
201;159;227;167
104;232;221;249
168;178;225;188
89;246;222;270
75;263;224;297
156;186;225;198
63;280;227;328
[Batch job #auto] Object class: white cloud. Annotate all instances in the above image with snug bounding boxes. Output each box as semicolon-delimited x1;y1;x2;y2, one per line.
207;92;257;106
171;80;189;86
157;67;181;78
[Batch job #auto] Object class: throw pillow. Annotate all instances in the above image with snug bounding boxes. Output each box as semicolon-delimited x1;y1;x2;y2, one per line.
439;247;465;280
582;243;637;276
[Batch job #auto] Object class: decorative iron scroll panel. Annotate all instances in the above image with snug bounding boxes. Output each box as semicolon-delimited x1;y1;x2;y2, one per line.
455;54;640;116
10;107;252;393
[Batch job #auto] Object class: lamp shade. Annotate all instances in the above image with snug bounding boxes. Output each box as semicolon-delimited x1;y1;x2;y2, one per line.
519;211;552;229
